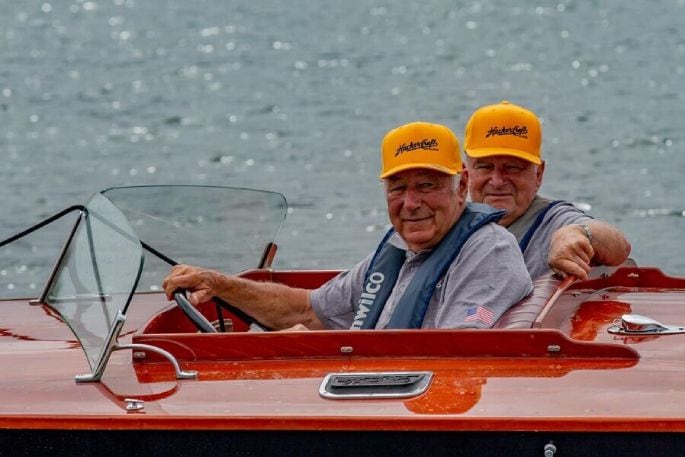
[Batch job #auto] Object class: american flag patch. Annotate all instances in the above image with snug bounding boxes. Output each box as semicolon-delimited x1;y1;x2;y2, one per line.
465;306;494;325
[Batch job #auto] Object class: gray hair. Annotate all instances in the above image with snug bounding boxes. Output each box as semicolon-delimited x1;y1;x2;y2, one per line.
450;173;462;192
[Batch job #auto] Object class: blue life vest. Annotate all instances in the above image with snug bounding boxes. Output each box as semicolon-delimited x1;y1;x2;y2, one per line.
350;203;504;329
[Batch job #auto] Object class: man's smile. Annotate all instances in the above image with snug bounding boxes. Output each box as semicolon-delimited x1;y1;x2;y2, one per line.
484;192;514;201
403;215;432;223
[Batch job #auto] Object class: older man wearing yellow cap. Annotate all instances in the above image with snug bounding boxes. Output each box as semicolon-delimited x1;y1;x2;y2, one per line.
163;122;532;330
464;101;631;280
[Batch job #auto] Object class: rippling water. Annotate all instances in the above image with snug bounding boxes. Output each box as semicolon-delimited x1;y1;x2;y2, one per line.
1;0;684;295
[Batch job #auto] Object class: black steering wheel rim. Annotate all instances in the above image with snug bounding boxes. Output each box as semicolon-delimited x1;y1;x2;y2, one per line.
173;289;217;333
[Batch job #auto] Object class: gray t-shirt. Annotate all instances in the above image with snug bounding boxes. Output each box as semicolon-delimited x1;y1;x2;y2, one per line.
309;222;532;329
509;196;593;279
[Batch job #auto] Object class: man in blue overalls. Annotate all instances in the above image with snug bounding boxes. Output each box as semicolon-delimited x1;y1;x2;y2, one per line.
164;122;533;330
464;101;631;280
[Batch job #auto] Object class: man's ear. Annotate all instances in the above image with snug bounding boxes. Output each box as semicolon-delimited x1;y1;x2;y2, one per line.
459;168;469;197
536;160;545;190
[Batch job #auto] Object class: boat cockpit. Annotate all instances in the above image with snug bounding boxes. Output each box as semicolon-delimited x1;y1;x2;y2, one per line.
4;185;685;399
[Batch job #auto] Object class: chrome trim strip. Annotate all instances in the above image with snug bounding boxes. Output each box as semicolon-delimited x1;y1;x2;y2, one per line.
319;371;433;399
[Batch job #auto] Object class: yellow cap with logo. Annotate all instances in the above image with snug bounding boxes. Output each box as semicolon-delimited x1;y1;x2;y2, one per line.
379;122;462;179
464;101;542;165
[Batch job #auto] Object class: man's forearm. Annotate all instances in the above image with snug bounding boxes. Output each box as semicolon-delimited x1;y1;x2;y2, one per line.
216;275;326;330
586;221;632;266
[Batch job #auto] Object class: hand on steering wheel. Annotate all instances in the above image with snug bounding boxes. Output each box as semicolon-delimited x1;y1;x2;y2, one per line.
173;289;217;333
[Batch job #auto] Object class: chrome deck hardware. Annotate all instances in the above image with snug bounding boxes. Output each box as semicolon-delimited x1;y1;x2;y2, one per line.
608;314;685;335
544;442;557;457
125;398;144;411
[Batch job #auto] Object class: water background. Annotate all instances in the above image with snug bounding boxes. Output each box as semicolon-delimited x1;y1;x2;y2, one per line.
2;0;684;295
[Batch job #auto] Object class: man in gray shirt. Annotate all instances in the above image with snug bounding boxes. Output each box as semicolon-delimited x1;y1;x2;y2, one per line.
163;122;532;330
464;101;631;280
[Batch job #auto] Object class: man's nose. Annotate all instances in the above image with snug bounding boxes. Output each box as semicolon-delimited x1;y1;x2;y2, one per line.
403;187;423;209
488;169;507;187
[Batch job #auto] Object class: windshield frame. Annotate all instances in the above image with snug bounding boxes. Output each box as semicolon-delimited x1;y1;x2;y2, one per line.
32;185;287;380
39;192;145;374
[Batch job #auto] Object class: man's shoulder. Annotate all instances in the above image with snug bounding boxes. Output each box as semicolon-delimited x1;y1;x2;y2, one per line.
452;222;529;278
469;221;519;246
539;196;592;222
528;195;576;215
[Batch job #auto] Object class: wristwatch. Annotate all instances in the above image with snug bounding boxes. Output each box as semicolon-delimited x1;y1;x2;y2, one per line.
577;223;593;242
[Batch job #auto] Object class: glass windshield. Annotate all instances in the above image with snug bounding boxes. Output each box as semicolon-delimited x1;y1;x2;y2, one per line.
44;192;144;371
101;185;287;291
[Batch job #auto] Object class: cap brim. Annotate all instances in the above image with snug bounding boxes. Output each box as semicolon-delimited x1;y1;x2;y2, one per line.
379;163;459;179
465;147;542;165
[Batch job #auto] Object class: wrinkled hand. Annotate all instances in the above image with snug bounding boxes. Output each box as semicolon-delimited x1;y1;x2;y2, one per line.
547;225;594;280
162;264;226;306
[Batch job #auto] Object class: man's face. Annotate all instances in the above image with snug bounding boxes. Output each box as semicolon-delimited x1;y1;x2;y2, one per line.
385;169;467;252
466;155;544;227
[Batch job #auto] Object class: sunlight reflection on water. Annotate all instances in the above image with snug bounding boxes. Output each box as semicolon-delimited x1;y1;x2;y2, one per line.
1;0;684;295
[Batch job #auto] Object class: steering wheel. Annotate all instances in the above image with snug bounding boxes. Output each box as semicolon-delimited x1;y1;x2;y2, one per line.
174;289;273;333
173;290;217;333
173;290;272;333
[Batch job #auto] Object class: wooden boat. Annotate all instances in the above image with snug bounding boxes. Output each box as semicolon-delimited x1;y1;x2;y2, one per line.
2;185;685;456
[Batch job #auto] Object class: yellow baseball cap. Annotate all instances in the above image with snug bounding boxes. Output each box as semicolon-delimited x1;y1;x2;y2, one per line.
379;122;462;179
464;101;542;165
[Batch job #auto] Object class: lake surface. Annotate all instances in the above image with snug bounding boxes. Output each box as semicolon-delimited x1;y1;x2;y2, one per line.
1;0;684;295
